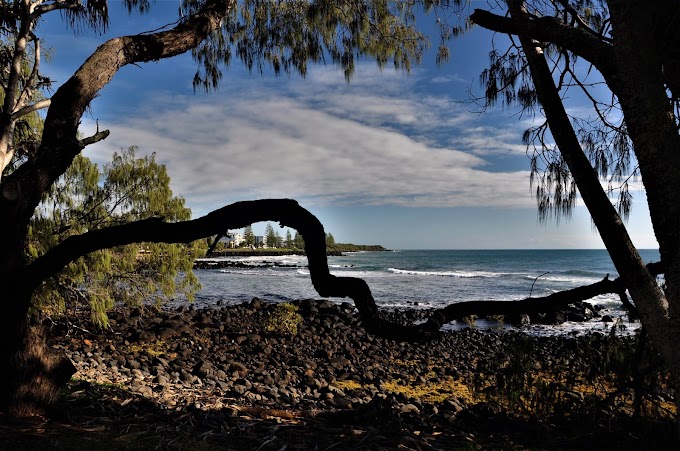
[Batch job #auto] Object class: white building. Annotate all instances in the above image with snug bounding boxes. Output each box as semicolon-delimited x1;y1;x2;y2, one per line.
220;232;244;248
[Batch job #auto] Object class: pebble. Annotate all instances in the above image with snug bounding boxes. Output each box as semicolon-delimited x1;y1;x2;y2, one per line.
48;299;637;417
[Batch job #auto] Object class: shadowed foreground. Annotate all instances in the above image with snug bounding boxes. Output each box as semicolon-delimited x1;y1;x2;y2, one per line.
1;380;675;450
1;299;677;450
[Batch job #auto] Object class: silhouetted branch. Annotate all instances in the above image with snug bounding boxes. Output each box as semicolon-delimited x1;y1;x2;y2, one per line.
469;8;617;84
24;198;664;342
24;199;382;334
77;129;110;148
421;264;662;332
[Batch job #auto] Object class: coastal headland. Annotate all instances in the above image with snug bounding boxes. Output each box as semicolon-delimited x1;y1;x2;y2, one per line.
195;244;389;269
206;244;389;257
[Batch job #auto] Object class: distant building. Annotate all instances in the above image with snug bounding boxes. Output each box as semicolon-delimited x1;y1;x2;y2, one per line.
255;236;265;247
230;232;244;248
219;232;244;248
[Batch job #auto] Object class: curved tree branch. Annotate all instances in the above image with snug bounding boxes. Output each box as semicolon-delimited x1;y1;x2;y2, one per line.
77;129;110;149
7;0;235;224
469;8;618;87
11;99;51;121
25;198;666;342
24;199;392;335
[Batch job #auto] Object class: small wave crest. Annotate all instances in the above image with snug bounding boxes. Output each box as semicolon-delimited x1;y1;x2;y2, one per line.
388;268;503;278
528;274;601;284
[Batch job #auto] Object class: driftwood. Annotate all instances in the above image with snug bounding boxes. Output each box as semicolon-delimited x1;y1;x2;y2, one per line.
24;199;664;341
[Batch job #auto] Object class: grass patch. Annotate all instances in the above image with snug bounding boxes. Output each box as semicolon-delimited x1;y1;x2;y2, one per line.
383;378;475;404
333;380;363;391
263;303;303;335
128;340;167;357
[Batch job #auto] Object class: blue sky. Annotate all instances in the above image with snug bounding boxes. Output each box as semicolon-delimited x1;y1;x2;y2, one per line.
37;1;657;249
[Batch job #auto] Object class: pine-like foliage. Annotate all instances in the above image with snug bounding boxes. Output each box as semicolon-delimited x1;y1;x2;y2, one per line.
27;147;205;326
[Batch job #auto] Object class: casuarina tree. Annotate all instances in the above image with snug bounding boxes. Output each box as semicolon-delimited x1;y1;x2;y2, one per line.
27;147;204;327
457;0;680;417
0;0;428;415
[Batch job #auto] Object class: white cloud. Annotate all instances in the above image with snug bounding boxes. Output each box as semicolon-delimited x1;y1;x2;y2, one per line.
81;65;536;217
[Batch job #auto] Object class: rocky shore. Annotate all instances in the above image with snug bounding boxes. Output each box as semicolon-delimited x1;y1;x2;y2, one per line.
30;298;676;449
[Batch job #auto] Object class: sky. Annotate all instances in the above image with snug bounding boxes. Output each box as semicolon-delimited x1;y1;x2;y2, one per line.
36;1;658;250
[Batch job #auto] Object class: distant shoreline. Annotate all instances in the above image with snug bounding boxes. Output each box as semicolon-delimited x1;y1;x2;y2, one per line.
205;244;388;258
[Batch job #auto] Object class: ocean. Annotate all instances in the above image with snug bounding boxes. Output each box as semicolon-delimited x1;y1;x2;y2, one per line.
189;249;662;335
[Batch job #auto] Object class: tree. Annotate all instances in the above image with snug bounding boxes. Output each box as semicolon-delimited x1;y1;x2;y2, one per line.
326;232;335;247
294;230;305;249
275;230;283;248
0;0;429;415
459;0;680;416
28;146;204;327
243;225;255;247
265;223;276;248
285;229;292;248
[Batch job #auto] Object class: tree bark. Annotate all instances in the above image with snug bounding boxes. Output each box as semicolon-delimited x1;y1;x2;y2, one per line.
0;0;235;416
606;0;680;424
3;0;234;230
473;0;680;427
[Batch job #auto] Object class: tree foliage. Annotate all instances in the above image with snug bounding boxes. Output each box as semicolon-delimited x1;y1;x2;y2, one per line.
264;222;276;247
469;0;657;223
27;147;205;326
293;230;305;249
467;0;680;421
188;0;434;88
243;224;255;246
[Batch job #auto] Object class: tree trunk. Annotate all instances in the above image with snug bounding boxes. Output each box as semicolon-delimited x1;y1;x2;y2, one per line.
607;0;680;425
0;304;76;416
0;189;76;415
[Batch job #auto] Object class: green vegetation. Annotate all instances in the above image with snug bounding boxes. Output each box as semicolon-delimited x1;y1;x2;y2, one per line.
294;231;304;249
28;147;205;327
209;221;386;254
127;340;169;358
264;223;277;248
470;331;676;419
243;225;255;247
264;303;303;335
327;243;387;252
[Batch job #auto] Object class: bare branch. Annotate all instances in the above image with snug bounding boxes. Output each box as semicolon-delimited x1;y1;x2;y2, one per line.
469;8;618;86
24;199;384;331
6;0;235;221
14;32;42;113
77;129;110;149
420;265;666;332
11;99;51;120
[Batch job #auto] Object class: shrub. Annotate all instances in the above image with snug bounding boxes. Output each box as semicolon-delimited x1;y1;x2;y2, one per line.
264;303;303;335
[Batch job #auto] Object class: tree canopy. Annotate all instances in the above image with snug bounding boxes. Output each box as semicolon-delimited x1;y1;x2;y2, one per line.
28;146;204;326
464;0;680;419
